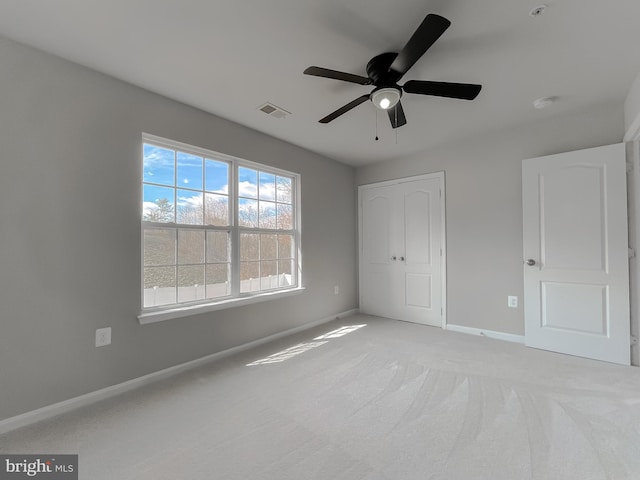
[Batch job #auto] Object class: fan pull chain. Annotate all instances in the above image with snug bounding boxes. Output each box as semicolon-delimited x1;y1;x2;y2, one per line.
395;108;398;144
375;109;379;141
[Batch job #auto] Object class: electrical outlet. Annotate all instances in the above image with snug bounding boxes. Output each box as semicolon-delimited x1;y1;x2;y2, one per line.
95;327;112;347
334;285;339;295
508;296;518;308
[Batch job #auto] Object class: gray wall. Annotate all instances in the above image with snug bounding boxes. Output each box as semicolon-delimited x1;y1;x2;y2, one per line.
357;104;624;336
0;37;357;421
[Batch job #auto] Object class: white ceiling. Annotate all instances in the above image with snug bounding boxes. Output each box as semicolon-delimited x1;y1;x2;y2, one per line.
1;0;640;166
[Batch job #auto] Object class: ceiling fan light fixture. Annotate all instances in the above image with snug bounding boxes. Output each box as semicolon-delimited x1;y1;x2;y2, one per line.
371;87;401;110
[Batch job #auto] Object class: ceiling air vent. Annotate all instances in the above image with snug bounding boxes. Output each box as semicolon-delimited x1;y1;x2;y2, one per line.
258;102;291;119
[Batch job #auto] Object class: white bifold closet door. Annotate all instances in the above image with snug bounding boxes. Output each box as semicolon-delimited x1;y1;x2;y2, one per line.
359;175;443;327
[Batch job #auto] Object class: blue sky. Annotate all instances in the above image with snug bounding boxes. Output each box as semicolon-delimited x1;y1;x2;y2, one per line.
143;144;229;193
143;143;293;222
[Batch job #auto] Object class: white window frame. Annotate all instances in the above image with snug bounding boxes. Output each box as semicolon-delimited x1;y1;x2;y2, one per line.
138;133;303;324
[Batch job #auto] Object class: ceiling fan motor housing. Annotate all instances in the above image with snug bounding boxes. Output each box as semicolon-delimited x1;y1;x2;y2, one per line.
366;52;400;86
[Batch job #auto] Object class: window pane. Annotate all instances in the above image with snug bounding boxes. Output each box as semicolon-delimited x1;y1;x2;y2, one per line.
240;262;260;293
238;167;258;199
259;201;277;229
143;137;299;309
240;233;259;261
261;261;278;289
143;144;174;186
204;193;229;226
206;231;229;263
259;172;276;201
177;265;205;303
205;159;229;193
278;260;295;287
144;228;176;266
278;234;293;259
206;264;230;299
177;152;203;190
277;203;293;230
144;266;176;307
260;234;277;260
178;230;204;265
238;198;258;227
276;176;292;204
176;189;203;225
143;185;175;223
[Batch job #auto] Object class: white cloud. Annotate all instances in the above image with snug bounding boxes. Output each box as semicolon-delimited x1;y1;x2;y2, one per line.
213;184;229;195
143;201;160;217
143;146;174;169
176;193;202;208
238;181;257;198
259;182;276;201
237;181;279;201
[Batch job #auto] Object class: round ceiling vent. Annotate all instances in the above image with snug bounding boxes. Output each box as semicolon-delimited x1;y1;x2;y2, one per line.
529;5;547;17
533;96;556;109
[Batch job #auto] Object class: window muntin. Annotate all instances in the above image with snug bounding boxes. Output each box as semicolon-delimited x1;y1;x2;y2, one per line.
142;136;298;311
237;165;296;294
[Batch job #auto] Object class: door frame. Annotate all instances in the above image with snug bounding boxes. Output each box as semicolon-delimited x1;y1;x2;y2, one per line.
625;121;640;366
358;171;447;328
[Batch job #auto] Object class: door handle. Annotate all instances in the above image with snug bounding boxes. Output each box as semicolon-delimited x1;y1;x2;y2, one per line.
525;259;536;266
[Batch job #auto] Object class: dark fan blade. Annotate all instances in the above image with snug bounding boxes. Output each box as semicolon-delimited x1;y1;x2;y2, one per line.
403;80;481;100
319;94;370;123
389;14;451;81
387;101;407;129
304;66;371;85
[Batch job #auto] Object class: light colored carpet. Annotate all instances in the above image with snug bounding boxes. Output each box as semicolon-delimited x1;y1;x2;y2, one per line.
2;314;640;479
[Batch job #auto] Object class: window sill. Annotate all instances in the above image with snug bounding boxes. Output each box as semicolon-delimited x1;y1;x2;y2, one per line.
138;287;306;325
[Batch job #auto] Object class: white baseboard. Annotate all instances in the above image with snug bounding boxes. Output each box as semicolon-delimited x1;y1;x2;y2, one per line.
0;309;359;435
446;324;525;344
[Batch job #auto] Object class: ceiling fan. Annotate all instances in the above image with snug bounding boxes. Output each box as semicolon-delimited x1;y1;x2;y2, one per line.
304;13;482;128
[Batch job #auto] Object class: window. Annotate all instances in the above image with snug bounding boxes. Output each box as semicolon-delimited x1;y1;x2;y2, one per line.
141;134;299;313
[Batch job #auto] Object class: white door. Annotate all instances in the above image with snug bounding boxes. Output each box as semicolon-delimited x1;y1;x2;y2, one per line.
522;143;630;365
359;175;444;327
